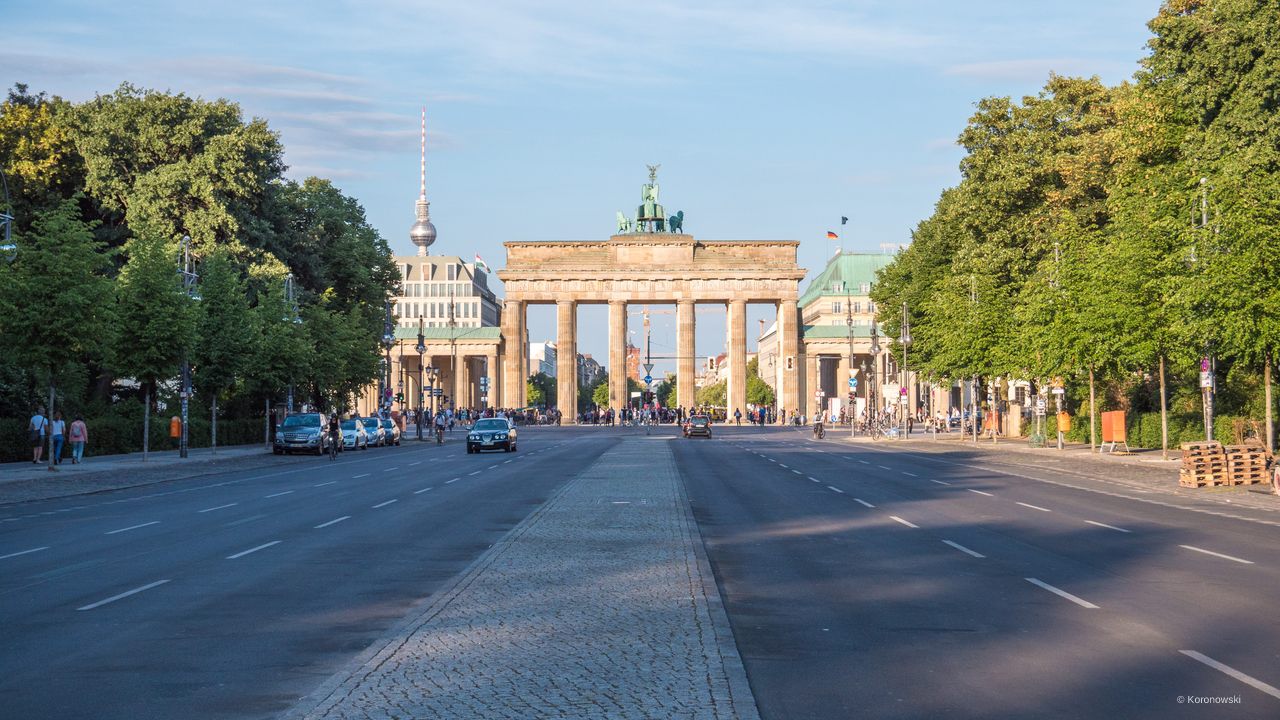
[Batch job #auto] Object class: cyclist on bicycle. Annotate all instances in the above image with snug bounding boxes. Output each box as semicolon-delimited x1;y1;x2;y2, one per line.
812;410;825;439
327;413;341;458
433;409;446;444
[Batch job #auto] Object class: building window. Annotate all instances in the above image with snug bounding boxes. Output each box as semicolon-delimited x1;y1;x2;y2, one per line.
868;301;876;313
860;282;870;294
832;301;842;314
447;264;456;281
852;301;862;314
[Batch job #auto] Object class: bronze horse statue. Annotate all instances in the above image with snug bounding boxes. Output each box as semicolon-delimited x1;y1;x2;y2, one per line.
668;210;684;233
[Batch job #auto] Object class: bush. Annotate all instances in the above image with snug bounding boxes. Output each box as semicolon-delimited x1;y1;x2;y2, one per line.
1061;410;1259;449
1;412;268;463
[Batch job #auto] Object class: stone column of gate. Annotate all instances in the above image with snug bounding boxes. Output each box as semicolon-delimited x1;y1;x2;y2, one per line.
778;299;801;422
501;300;524;411
609;300;628;412
726;299;747;419
485;350;498;410
556;300;578;423
805;353;819;418
837;355;850;415
457;355;471;411
676;299;696;413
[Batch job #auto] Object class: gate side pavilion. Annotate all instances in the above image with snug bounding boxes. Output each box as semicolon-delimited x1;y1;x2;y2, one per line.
496;232;807;423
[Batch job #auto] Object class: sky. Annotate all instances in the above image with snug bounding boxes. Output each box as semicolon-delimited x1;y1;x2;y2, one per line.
5;1;1159;381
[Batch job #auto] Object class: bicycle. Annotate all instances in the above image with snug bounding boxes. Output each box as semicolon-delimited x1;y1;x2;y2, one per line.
328;431;340;460
435;425;445;445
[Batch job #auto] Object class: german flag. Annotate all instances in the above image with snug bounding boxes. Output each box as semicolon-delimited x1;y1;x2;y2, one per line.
827;231;839;239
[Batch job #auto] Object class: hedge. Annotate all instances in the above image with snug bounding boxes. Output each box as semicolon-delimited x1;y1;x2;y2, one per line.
1;415;267;463
1061;411;1266;450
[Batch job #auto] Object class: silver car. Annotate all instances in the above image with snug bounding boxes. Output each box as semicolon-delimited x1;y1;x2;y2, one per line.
360;417;385;447
341;419;369;450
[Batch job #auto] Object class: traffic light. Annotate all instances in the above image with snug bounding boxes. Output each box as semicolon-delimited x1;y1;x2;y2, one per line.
395;392;403;403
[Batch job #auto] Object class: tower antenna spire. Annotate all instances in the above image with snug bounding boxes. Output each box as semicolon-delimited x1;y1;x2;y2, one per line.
420;106;426;197
409;105;437;255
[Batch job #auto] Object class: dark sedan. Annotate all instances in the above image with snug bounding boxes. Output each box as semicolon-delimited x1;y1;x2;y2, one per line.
467;418;517;453
683;415;712;438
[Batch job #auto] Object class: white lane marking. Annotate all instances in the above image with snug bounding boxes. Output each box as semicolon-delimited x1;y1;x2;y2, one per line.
890;516;919;529
352;473;370;479
768;459;777;463
968;489;994;497
445;478;459;484
877;465;892;470
779;464;789;469
226;541;281;559
504;460;513;464
265;490;294;498
942;540;985;558
314;516;350;529
808;477;821;483
198;503;237;513
1025;578;1098;608
854;498;875;508
226;513;267;527
1016;501;1052;513
467;471;481;476
313;481;337;487
105;521;160;535
0;546;49;560
1179;650;1280;700
372;499;398;509
930;479;951;486
1179;545;1254;565
488;465;499;470
414;487;433;494
1085;520;1131;533
902;471;918;477
409;461;422;466
792;469;803;475
827;486;845;494
383;467;399;473
858;460;870;465
77;579;171;611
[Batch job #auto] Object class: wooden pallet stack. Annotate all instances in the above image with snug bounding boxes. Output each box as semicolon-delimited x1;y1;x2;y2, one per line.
1224;445;1270;486
1179;441;1227;488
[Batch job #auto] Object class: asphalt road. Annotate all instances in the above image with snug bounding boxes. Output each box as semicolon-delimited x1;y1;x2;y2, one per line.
678;426;1280;719
0;429;617;720
4;424;1279;719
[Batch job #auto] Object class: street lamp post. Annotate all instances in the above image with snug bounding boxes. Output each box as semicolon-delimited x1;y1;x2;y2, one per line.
178;235;200;459
869;322;881;434
416;318;426;440
899;302;911;439
381;302;395;418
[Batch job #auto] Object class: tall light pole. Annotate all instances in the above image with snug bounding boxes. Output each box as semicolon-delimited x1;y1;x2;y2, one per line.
381;302;395;417
869;322;881;433
178;235;200;459
899;301;911;439
416;318;426;440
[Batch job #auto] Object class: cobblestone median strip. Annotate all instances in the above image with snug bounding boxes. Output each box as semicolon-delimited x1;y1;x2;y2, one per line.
287;437;760;720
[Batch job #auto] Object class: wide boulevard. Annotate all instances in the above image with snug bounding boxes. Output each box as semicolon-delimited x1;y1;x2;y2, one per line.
2;426;1278;719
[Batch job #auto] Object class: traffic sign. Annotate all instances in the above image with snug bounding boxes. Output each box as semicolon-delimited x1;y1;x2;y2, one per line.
643;363;654;374
900;387;908;396
643;375;653;384
848;377;857;389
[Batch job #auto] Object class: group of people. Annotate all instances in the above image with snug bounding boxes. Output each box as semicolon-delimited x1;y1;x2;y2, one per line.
27;406;89;465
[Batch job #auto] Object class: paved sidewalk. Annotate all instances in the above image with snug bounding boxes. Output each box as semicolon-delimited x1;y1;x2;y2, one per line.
0;444;277;505
286;437;759;720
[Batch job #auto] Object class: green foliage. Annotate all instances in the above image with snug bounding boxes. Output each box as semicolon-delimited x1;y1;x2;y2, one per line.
592;377;610;408
746;358;775;406
527;372;555;408
112;233;196;386
1;197;115;381
195;248;253;398
697;380;726;408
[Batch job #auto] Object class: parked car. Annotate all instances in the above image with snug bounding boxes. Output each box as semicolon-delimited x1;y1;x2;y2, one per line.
467;417;517;453
274;413;333;455
381;418;402;446
341;418;369;450
360;416;385;447
683;414;712;439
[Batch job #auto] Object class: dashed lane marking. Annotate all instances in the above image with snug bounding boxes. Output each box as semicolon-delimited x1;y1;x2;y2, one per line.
467;471;481;476
1016;501;1052;513
942;540;985;558
968;489;994;497
808;477;821;482
198;503;237;513
1085;520;1131;533
0;546;49;560
372;499;399;509
902;471;918;477
414;487;434;494
314;516;350;529
265;490;294;498
226;541;281;560
1179;545;1253;565
105;521;159;535
352;473;370;479
1179;650;1280;700
313;481;337;487
890;516;919;529
930;479;951;486
827;486;845;494
854;498;875;508
77;579;170;611
1025;578;1098;609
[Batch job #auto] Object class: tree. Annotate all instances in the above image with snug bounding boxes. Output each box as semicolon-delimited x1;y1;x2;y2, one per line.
248;279;312;432
527;372;555;408
697;380;726;408
194;248;253;449
746;358;775;407
592;377;610;408
0;198;114;465
113;233;197;458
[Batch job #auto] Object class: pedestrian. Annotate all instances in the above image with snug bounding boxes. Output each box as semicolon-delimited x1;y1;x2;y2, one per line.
50;411;66;465
69;414;89;464
29;405;48;464
734;408;742;426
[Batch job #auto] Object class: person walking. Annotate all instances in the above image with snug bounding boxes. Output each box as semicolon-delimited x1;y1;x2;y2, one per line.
49;411;66;465
29;406;48;464
69;415;88;464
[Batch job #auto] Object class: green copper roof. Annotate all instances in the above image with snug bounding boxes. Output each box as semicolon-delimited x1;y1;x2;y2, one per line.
798;252;895;308
802;324;881;339
395;326;502;341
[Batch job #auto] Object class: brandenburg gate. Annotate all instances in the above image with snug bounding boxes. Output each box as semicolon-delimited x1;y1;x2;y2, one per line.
496;169;807;423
